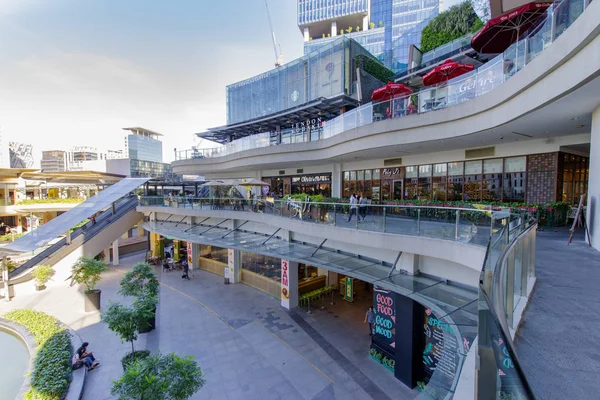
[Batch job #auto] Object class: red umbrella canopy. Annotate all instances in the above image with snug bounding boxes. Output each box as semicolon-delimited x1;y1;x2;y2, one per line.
371;82;413;102
471;1;553;54
422;59;475;86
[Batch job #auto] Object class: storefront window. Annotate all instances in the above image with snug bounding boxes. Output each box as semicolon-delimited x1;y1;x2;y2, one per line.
350;171;357;180
357;170;364;181
241;252;281;282
405;166;417;178
373;169;381;180
483;159;503;201
448;162;464;176
372;180;380;201
504;156;526;202
199;245;228;264
432;163;447;201
365;170;372;180
447;175;463;200
382;180;392;201
418;165;432;199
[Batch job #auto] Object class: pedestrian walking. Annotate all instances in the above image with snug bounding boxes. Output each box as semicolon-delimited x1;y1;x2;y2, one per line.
358;193;368;222
181;260;190;280
364;306;375;336
347;193;358;222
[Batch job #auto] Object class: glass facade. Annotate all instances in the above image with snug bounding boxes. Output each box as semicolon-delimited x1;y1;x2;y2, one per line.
559;153;589;204
130;159;178;181
301;0;439;73
226;37;375;125
127;134;163;163
298;0;369;25
199;245;228;264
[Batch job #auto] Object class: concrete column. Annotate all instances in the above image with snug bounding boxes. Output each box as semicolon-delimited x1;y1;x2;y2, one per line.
104;248;111;263
281;260;299;309
121;231;129;239
397;253;419;275
332;163;342;198
137;224;145;237
363;16;369;31
587;105;600;250
112;239;119;266
65;230;71;245
227;249;241;284
303;27;310;41
331;21;337;37
317;267;328;284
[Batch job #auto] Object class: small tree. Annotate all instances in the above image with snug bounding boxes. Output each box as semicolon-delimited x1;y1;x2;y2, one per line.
71;256;107;293
369;21;375;29
103;302;148;353
31;265;54;287
119;262;159;298
111;353;206;400
420;1;483;52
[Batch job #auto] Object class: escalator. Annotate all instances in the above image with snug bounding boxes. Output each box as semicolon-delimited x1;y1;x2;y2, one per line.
8;196;141;280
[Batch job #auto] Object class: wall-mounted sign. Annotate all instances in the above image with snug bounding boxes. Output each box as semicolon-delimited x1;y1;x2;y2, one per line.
281;259;290;308
422;308;458;387
291;90;300;102
344;277;354;302
291;174;331;184
373;286;396;350
187;244;193;265
382;167;402;178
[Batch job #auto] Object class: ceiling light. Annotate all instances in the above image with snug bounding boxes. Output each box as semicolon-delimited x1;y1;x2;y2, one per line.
575;125;585;128
572;117;579;120
545;130;549;133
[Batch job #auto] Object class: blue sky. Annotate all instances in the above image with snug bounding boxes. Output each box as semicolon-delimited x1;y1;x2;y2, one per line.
0;0;304;162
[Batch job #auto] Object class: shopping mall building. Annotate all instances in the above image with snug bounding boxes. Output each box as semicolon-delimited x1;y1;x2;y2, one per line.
138;1;600;398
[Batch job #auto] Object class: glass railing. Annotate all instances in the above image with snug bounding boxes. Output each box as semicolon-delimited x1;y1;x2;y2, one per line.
174;0;591;163
477;208;537;399
421;33;475;64
138;195;509;245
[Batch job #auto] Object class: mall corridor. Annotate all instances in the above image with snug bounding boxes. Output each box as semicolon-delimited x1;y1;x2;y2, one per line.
515;229;600;400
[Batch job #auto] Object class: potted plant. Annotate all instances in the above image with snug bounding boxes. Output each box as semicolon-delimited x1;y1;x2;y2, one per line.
102;301;150;368
135;293;158;334
111;352;206;399
31;264;54;291
71;256;107;312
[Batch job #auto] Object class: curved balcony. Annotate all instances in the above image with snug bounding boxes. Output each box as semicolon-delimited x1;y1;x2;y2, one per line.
174;0;599;175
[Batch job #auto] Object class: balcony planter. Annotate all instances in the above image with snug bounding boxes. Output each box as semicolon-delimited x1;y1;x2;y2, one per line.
84;290;102;312
35;284;46;292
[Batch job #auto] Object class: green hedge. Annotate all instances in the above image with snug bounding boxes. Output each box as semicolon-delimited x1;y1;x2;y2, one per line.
17;198;85;205
3;309;72;400
0;232;24;242
354;54;395;83
420;1;483;53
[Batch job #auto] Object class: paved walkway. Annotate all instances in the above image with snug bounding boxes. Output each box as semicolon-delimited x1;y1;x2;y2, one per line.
0;252;416;400
515;229;600;400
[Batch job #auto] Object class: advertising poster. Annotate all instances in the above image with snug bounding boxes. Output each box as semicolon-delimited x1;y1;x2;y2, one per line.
187;244;193;265
344;277;354;302
373;286;396;351
422;308;458;388
280;259;290;308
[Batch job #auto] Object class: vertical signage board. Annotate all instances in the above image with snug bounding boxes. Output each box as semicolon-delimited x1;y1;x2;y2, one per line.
187;244;193;265
421;308;458;391
281;259;290;309
372;286;396;351
344;277;354;302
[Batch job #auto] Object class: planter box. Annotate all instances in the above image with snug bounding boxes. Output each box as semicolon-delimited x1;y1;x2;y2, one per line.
35;285;46;291
369;354;382;363
84;291;101;312
383;364;394;373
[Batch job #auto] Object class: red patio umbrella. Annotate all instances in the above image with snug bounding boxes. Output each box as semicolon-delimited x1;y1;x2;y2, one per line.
371;82;413;102
422;59;475;86
471;1;553;54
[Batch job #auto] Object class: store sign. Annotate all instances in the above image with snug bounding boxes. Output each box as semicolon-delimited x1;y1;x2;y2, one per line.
344;277;354;302
291;90;299;102
291;174;331;184
281;259;290;308
227;249;235;282
382;168;402;178
290;118;323;135
422;308;459;387
187;244;193;265
373;286;396;350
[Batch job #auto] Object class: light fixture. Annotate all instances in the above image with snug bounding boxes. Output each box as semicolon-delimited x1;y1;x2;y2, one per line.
572;117;579;120
575;124;585;128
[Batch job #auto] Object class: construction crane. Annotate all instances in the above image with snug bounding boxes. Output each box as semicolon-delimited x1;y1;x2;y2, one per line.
265;0;284;67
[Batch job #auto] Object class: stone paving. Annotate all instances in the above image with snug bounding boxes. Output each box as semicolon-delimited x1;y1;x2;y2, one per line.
0;251;416;400
515;229;600;400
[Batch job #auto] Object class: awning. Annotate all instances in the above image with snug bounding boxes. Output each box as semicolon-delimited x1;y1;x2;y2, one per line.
371;82;413;102
422;59;475;86
3;177;150;253
471;1;553;54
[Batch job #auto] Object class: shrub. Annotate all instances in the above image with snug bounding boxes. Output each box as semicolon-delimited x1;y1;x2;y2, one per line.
31;265;54;287
111;352;206;400
17;198;85;205
102;302;148;353
121;350;151;370
3;309;72;400
71;257;107;293
0;232;24;242
119;262;159;298
420;1;483;52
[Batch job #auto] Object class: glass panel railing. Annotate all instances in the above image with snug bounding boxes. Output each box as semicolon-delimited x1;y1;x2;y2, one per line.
175;0;591;163
138;196;494;245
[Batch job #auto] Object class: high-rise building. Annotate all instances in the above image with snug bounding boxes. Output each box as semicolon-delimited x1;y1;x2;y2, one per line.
299;0;439;73
9;142;34;168
123;127;163;163
0;128;11;168
41;150;68;172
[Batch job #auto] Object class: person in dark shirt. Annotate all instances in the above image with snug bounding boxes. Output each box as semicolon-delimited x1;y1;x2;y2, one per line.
76;342;99;365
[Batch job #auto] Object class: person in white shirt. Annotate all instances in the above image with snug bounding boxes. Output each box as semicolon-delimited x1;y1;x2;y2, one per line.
347;193;358;222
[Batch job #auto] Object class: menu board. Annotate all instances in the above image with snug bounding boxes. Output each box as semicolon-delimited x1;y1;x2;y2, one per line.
422;308;458;387
373;286;396;351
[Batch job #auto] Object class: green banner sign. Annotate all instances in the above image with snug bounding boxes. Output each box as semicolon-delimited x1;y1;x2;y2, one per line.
344;277;354;302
